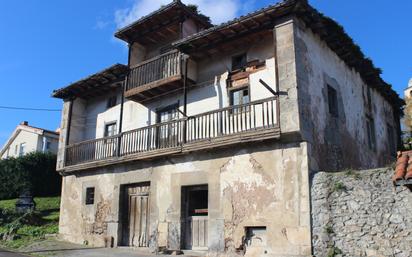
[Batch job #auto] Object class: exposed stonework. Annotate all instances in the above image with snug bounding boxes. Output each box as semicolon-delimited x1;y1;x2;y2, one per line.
59;142;312;257
311;168;412;257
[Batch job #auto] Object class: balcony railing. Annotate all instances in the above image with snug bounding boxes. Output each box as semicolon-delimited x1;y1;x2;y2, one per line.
64;97;279;167
126;50;181;92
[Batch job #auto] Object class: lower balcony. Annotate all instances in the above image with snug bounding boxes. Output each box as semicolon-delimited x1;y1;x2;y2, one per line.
63;97;280;172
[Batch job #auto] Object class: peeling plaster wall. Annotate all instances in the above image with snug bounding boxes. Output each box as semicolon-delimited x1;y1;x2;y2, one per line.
294;22;397;171
59;141;312;257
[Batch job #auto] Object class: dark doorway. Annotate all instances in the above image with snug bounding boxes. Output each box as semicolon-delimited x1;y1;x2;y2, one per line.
119;182;150;247
181;185;208;250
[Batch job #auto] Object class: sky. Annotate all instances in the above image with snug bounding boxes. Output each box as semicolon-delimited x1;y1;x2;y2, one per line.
0;0;411;147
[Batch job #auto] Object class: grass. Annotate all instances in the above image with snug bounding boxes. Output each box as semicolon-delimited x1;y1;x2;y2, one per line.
0;196;60;250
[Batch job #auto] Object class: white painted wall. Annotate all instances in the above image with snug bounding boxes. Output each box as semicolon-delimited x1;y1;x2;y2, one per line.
70;34;277;143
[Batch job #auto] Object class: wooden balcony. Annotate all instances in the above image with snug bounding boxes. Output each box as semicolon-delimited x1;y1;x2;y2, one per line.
63;97;280;171
125;50;195;102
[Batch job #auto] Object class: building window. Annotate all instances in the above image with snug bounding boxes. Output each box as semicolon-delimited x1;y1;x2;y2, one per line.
230;87;250;113
366;117;376;151
104;122;117;137
327;85;338;117
231;53;247;71
19;143;26;157
367;87;372;109
387;124;396;154
15;145;18;155
245;227;267;247
46;141;51;150
156;104;179;146
85;187;95;205
107;96;117;109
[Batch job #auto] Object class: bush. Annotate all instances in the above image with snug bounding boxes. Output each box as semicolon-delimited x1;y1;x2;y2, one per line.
0;152;61;200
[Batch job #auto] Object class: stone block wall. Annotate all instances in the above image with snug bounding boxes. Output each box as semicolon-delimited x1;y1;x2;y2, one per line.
311;168;412;257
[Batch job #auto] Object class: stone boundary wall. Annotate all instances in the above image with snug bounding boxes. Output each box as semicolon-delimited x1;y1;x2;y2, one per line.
311;168;412;257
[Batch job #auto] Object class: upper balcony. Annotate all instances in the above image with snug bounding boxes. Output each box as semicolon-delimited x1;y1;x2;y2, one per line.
125;50;196;103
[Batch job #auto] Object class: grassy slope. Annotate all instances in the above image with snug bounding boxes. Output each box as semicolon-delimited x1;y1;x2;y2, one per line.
0;196;60;249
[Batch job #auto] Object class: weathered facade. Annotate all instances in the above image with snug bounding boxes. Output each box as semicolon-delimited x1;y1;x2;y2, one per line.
53;0;402;256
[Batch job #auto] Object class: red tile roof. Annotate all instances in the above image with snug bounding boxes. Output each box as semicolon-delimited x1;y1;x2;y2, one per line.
393;151;412;184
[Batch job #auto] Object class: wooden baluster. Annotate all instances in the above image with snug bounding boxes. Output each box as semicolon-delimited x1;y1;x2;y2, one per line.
240;105;243;132
271;99;274;126
253;104;256;130
266;101;269;128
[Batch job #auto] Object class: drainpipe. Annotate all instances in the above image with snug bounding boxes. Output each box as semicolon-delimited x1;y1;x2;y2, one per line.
42;136;47;152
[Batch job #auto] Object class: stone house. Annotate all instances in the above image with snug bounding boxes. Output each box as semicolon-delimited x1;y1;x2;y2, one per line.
0;121;59;159
52;0;402;256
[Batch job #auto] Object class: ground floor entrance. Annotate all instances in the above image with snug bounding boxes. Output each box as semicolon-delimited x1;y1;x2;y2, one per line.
120;182;150;247
181;185;208;250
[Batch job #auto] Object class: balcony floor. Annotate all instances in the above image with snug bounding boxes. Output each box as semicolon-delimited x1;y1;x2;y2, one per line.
125;75;188;103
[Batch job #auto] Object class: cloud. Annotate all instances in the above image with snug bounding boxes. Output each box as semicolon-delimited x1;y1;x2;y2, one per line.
114;0;255;29
94;20;111;30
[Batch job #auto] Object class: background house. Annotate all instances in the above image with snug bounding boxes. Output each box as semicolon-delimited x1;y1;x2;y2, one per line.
0;121;59;159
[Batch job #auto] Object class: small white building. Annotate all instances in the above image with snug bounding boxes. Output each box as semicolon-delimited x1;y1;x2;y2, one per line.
0;121;59;159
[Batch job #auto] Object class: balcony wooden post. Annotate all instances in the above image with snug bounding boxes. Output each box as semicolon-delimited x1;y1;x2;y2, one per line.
182;54;188;143
117;77;127;157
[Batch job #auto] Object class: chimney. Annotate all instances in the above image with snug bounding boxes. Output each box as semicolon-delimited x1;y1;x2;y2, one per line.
20;121;28;126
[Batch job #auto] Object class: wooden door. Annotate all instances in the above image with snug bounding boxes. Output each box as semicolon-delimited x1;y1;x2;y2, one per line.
181;185;208;250
185;216;208;250
123;183;150;247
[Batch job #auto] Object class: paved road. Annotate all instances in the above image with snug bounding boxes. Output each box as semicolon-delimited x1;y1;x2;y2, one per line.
0;248;28;257
2;247;155;257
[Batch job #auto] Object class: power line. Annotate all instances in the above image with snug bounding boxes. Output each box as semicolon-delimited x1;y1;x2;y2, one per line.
0;106;61;112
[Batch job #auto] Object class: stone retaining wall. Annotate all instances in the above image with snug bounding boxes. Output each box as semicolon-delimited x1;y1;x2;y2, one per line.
311;168;412;257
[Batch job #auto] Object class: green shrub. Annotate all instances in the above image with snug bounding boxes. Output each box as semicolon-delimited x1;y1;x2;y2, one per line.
327;246;343;257
0;152;61;200
324;224;334;234
332;181;347;192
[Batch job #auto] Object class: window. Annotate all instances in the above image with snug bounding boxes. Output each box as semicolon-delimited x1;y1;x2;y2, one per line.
245;227;267;247
46;141;51;150
387;124;396;154
85;187;95;205
15;145;18;155
104;122;117;137
367;87;372;109
156;104;179;146
231;53;247;71
327;85;338;117
366;117;376;151
107;96;117;109
230;87;250;113
19;143;26;157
